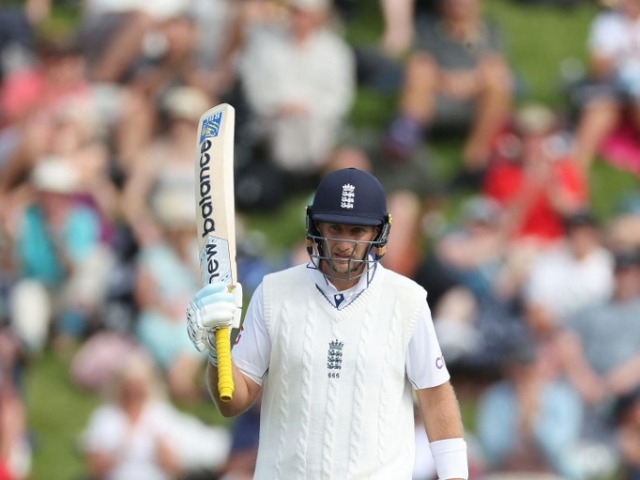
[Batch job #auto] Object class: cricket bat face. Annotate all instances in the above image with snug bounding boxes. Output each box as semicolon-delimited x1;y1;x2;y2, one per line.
195;103;237;288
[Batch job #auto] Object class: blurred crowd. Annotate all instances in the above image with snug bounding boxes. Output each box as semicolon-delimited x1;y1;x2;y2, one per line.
1;0;640;479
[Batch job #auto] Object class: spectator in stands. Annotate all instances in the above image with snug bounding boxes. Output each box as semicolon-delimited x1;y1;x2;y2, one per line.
0;35;122;225
82;350;231;479
556;250;640;446
520;211;614;338
12;158;114;352
417;195;506;305
572;0;640;172
484;103;588;248
476;336;584;479
81;350;182;480
0;36;91;195
237;0;355;187
383;0;513;189
414;195;511;365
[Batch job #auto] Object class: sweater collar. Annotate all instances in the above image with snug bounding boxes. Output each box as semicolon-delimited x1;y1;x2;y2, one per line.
307;260;383;310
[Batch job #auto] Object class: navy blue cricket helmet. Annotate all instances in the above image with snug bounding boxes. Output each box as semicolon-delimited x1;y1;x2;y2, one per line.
306;168;392;259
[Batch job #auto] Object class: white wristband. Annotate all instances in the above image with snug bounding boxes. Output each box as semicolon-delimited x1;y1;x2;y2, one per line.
430;438;468;480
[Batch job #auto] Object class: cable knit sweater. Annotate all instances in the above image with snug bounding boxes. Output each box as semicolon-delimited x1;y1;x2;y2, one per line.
255;264;426;479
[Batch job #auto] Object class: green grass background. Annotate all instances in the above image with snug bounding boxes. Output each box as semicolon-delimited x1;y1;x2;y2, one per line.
26;1;639;479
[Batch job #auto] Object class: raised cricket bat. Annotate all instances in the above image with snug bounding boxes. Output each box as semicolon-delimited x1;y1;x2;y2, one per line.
195;103;237;402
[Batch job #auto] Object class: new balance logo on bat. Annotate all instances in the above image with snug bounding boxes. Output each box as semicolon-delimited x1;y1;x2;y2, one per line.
201;238;233;285
198;138;215;237
197;110;228;238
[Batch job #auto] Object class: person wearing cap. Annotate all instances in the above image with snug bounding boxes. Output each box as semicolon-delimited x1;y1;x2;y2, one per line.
186;168;468;479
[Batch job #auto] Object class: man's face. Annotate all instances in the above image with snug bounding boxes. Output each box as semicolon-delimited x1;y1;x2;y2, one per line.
316;222;379;279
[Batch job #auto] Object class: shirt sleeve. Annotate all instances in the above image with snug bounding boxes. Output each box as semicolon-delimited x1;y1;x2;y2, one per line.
406;301;450;390
232;283;271;385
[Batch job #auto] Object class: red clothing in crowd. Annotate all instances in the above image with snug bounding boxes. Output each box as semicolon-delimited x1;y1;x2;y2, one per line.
482;157;587;243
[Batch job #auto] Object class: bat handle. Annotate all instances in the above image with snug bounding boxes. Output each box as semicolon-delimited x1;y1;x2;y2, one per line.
215;327;234;402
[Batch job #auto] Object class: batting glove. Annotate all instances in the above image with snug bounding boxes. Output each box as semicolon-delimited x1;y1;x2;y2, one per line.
186;282;243;363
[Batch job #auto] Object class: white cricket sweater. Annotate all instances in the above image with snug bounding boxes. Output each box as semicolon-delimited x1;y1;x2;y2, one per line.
254;264;426;479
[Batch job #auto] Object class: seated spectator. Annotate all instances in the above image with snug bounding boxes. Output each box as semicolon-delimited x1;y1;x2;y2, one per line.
476;337;584;479
432;209;614;375
418;195;506;305
519;211;614;338
236;0;355;188
82;351;181;480
556;250;640;446
81;350;231;480
483;103;588;250
383;0;514;189
11;158;115;352
571;0;640;173
0;36;122;226
414;195;512;366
